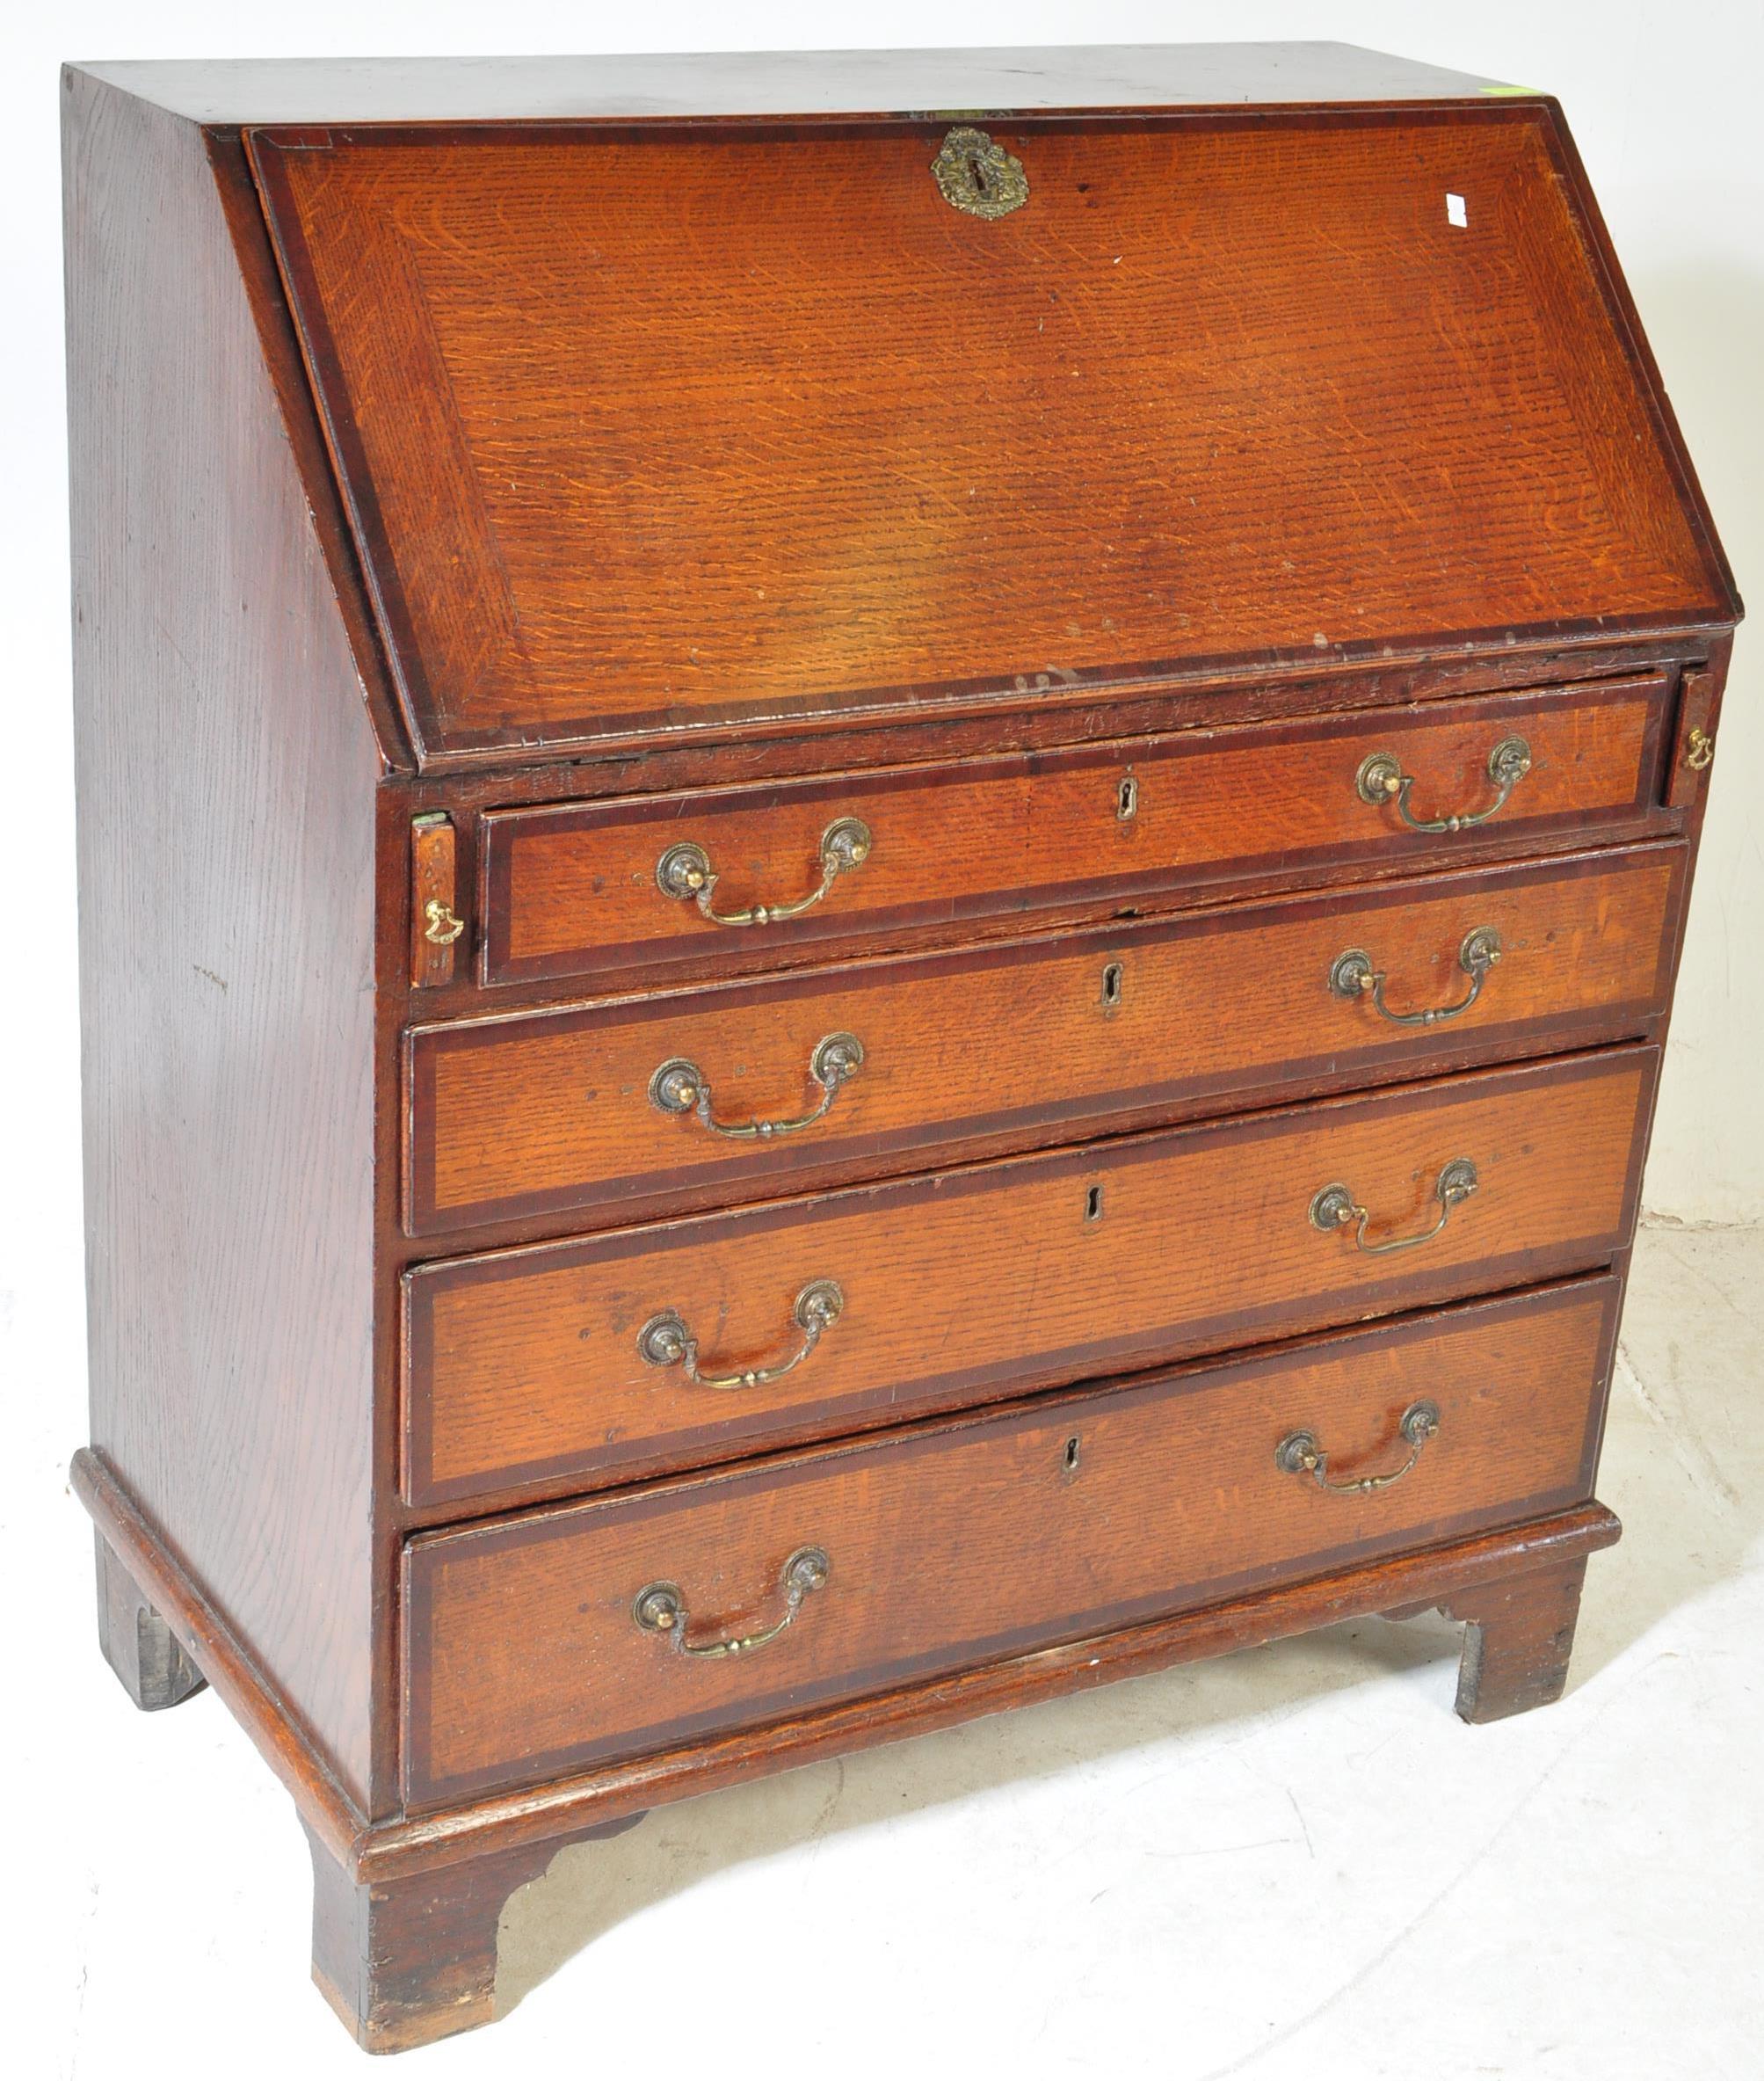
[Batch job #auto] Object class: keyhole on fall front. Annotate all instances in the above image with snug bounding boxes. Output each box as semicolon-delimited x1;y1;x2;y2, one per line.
1085;1183;1105;1224
1063;1435;1082;1476
1101;962;1123;1008
968;150;993;197
1117;775;1138;820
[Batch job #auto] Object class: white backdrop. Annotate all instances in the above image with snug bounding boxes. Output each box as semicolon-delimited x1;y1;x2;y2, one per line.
4;10;1759;2079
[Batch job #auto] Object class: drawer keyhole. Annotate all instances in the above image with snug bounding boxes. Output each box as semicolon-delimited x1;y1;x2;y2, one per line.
1117;775;1139;821
1101;962;1124;1008
1063;1435;1082;1476
1085;1183;1105;1224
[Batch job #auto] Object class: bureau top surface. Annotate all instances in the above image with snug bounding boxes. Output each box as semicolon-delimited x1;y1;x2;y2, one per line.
74;45;1521;123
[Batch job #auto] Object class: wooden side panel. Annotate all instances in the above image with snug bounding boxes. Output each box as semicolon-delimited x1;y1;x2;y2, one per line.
63;75;380;1806
250;109;1731;762
403;1277;1620;1802
482;673;1673;989
404;1049;1653;1509
408;848;1678;1237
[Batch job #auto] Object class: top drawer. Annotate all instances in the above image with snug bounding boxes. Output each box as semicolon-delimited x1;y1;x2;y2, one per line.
250;111;1729;765
482;675;1673;989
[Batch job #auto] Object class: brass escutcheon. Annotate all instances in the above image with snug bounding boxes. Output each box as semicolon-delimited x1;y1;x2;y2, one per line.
931;126;1029;219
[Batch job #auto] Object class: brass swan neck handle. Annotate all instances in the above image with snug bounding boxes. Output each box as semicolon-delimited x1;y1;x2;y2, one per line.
1310;1159;1479;1255
650;1033;864;1142
637;1279;845;1393
1276;1402;1441;1495
656;818;871;928
1356;736;1531;833
634;1547;831;1660
1330;927;1502;1028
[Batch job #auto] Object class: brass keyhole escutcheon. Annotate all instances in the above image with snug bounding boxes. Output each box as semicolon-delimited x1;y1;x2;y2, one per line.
932;127;1029;220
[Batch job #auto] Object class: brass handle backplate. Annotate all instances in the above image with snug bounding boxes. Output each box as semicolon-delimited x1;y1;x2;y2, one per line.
650;1032;864;1141
931;127;1029;219
1330;927;1502;1027
1276;1401;1441;1495
1686;725;1716;771
638;1278;844;1392
1357;735;1532;833
634;1546;831;1659
1310;1158;1479;1255
657;817;871;928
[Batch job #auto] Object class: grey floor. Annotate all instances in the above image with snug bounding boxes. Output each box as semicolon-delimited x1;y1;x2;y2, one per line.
32;1224;1763;2078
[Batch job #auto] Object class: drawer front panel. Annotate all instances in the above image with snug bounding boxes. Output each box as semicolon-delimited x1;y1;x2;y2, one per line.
403;1276;1620;1802
482;675;1672;988
408;848;1679;1237
404;1049;1653;1509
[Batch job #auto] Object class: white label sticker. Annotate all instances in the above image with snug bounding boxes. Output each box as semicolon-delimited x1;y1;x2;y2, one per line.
1447;192;1469;228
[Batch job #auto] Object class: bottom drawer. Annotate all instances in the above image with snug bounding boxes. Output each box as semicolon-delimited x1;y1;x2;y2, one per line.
403;1276;1618;1805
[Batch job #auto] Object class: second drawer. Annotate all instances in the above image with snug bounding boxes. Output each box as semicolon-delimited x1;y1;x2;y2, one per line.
403;1046;1655;1509
405;845;1679;1236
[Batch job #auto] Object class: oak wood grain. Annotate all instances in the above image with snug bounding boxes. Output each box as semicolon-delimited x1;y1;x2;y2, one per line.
250;109;1731;763
76;1434;1621;1888
409;848;1677;1239
1446;1555;1592;1722
395;639;1711;827
404;1276;1617;1801
64;72;380;1804
482;673;1672;990
1667;666;1722;811
405;1048;1652;1509
61;49;1740;2048
409;816;460;989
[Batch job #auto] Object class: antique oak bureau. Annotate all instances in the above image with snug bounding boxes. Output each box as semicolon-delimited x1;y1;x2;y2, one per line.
64;44;1739;2050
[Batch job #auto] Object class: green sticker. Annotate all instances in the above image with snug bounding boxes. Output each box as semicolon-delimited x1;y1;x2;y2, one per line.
1478;84;1541;96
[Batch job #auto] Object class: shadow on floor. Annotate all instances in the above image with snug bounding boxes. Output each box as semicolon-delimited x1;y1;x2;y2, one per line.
497;1226;1764;2016
1563;1226;1764;1686
497;1603;1466;2011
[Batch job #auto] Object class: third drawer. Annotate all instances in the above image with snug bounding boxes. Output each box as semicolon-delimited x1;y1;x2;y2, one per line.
403;1044;1656;1509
